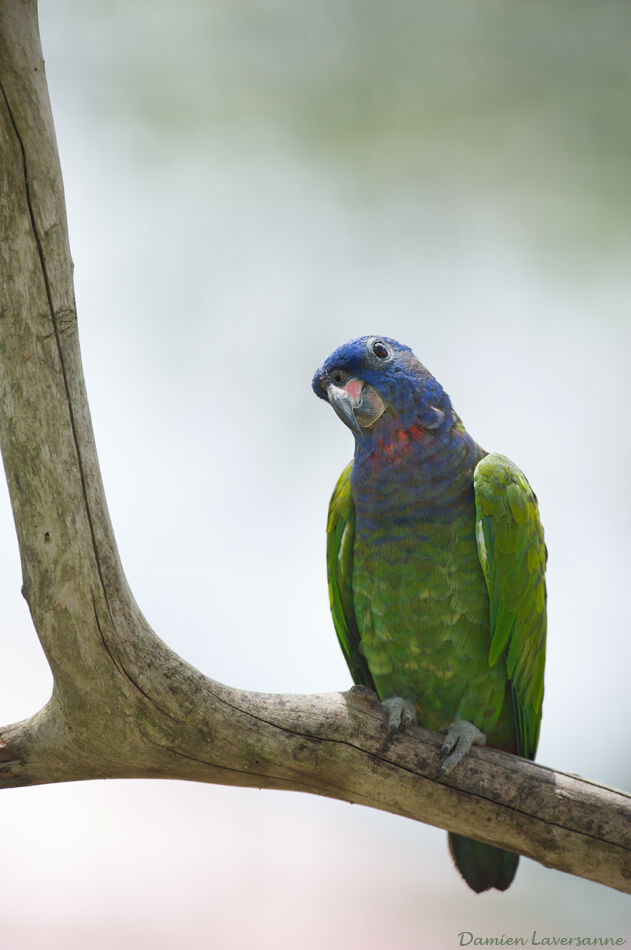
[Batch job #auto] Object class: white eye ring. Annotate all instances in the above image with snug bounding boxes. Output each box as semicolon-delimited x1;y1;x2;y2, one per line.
368;338;392;362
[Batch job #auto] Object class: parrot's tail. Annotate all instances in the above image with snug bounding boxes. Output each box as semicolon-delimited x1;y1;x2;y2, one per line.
448;833;519;893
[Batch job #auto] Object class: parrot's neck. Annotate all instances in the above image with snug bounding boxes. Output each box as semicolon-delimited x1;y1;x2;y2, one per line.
350;407;484;519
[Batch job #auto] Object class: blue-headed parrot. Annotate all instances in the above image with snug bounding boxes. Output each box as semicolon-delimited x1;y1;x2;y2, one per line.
313;336;546;893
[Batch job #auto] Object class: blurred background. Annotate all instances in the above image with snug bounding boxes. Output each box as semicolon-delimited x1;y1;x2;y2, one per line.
1;0;630;946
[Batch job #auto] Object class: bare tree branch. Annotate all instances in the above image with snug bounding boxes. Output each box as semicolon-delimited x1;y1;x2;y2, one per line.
0;0;629;896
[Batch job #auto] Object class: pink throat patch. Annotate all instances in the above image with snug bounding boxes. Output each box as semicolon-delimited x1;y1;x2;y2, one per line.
369;424;430;466
343;379;364;403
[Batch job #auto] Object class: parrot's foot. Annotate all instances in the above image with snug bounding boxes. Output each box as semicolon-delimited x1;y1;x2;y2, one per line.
437;719;486;779
381;696;417;734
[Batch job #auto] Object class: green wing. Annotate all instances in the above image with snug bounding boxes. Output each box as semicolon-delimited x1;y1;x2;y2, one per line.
473;453;547;760
326;462;376;690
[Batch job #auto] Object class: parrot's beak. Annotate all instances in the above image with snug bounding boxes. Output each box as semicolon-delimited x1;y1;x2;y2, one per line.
326;381;364;437
326;378;386;437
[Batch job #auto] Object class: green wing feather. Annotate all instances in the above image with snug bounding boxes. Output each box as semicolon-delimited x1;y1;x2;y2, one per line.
474;454;547;760
326;462;376;690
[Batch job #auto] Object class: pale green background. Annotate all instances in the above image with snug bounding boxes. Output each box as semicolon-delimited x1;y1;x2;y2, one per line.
0;2;630;947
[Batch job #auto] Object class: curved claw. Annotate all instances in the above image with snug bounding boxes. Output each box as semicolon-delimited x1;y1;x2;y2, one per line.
437;719;486;779
381;696;417;734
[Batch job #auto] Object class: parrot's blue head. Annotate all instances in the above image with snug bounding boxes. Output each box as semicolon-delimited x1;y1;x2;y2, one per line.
312;336;450;440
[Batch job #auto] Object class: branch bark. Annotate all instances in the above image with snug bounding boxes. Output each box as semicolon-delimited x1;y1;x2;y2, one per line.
0;0;630;896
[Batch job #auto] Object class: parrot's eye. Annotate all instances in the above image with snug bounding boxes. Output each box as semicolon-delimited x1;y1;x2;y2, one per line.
372;340;389;359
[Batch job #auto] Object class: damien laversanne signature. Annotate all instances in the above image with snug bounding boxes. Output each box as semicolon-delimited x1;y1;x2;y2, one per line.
457;934;627;947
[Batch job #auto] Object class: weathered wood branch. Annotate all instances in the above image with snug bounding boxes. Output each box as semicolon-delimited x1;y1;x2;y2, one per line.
0;0;630;896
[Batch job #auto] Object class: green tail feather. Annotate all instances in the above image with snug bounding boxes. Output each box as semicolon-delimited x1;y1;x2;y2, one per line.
448;833;519;893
